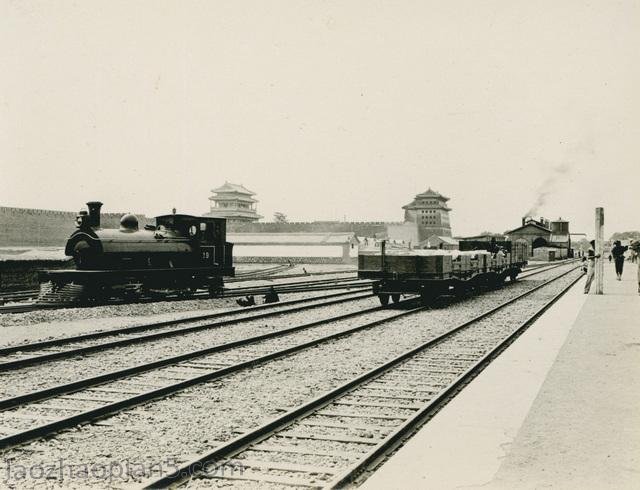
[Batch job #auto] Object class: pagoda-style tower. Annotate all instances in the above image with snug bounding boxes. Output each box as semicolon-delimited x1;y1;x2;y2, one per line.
205;182;263;223
402;188;452;237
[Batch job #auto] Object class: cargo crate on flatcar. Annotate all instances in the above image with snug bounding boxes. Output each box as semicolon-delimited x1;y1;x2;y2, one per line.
358;242;527;305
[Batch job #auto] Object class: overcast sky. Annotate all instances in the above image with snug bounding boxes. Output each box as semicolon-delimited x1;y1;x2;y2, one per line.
1;1;638;237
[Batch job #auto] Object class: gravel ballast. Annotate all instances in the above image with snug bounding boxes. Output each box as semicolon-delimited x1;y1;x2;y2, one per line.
0;265;581;488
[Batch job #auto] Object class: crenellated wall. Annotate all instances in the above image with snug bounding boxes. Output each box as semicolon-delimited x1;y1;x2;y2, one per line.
0;206;398;247
0;206;152;247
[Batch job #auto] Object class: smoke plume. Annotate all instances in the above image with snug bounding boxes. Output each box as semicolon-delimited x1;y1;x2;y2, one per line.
525;162;572;217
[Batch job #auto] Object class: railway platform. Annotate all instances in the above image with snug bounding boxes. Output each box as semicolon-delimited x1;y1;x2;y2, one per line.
363;263;640;489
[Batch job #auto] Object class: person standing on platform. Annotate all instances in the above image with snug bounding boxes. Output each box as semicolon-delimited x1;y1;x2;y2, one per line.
632;240;640;294
611;240;628;281
583;240;600;294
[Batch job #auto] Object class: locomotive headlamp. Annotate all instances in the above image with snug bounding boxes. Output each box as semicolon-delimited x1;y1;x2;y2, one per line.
189;225;198;237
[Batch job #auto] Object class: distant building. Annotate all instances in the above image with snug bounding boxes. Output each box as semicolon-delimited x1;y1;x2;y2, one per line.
204;182;263;223
506;217;572;258
402;188;452;237
457;234;507;242
228;232;359;264
426;235;459;250
387;188;453;244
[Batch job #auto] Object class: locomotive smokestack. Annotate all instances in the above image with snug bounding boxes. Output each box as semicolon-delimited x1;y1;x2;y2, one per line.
86;201;103;228
522;217;526;226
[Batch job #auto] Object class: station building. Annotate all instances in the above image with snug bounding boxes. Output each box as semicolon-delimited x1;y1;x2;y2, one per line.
506;217;572;259
425;235;459;250
228;232;359;264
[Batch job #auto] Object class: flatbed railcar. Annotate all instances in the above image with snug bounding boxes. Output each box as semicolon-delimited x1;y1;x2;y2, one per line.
358;240;528;305
39;201;234;301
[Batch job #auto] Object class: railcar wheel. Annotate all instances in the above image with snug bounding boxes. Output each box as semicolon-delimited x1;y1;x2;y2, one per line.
378;293;390;306
391;293;401;304
177;288;197;299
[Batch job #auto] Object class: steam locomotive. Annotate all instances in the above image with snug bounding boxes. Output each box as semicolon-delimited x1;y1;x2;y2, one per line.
358;239;529;305
39;201;234;301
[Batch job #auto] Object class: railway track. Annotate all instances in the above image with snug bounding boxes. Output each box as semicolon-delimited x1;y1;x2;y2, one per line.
0;263;579;456
0;265;294;307
0;275;366;314
0;296;422;450
0;262;569;371
0;260;574;314
0;290;373;371
143;265;584;488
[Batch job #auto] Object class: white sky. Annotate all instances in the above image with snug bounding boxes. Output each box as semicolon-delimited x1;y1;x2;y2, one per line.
1;1;638;237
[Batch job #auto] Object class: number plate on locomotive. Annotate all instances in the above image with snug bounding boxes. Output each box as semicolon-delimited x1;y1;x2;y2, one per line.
200;246;215;264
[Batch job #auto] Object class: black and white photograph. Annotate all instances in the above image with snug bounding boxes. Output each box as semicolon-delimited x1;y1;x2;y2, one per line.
1;1;638;488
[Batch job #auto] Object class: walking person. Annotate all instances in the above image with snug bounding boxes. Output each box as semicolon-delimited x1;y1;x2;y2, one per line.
611;240;628;281
583;240;600;294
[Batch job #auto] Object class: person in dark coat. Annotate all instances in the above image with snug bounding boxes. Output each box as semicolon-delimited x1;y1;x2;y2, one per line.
236;295;255;307
263;287;280;303
611;240;628;281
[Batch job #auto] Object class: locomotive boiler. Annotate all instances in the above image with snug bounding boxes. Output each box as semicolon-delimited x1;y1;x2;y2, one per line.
40;201;234;301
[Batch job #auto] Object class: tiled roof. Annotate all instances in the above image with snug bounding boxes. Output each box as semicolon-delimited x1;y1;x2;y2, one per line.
211;182;256;195
204;210;263;219
208;195;258;203
402;202;451;211
414;187;450;201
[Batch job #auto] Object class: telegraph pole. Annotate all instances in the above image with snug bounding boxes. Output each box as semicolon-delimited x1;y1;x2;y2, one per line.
595;207;604;294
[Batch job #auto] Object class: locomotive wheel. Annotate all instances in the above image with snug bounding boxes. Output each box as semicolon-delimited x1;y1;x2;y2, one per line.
391;293;401;304
378;293;390;306
509;271;519;282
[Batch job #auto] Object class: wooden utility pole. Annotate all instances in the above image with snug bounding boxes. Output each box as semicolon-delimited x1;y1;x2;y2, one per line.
595;207;604;294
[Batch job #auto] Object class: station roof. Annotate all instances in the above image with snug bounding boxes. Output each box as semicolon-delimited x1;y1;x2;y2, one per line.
228;232;358;245
506;223;552;235
427;235;459;245
211;182;256;195
457;234;506;241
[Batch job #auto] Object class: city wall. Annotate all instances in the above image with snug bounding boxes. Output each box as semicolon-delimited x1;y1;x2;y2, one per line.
0;206;395;247
0;259;73;291
0;207;152;247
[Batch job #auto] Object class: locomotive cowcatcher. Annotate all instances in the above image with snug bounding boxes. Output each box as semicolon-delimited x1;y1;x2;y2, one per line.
39;201;234;301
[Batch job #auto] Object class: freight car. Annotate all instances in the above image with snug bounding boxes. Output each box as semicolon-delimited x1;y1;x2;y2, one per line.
358;240;528;305
39;201;234;301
